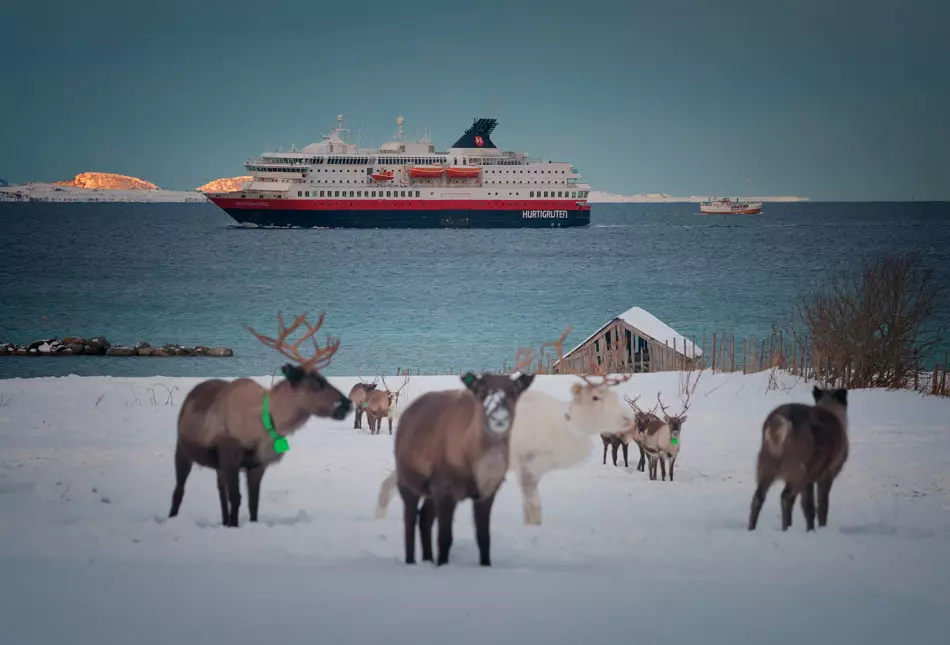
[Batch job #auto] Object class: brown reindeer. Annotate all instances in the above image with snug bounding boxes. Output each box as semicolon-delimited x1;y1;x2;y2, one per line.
374;346;539;567
365;373;411;435
348;374;379;430
748;385;849;532
168;311;352;527
613;393;659;472
639;369;702;481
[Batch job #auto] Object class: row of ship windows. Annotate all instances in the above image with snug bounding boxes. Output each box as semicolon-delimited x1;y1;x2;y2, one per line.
302;179;569;185
256;157;552;167
294;189;590;198
249;167;569;174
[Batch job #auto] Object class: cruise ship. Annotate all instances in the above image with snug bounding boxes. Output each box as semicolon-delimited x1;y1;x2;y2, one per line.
204;115;592;229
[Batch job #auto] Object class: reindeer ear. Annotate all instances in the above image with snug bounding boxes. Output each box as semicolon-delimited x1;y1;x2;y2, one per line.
282;363;304;385
514;372;535;393
811;385;822;402
461;372;478;391
832;388;848;406
680;415;687;424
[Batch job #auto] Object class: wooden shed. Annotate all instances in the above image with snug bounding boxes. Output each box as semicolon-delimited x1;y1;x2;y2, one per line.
552;306;703;374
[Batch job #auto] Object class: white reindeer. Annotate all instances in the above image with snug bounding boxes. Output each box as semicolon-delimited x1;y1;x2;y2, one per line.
510;370;635;525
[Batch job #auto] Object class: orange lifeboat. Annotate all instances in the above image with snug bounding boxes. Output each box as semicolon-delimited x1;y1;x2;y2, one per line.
409;165;444;178
371;170;394;182
446;166;481;178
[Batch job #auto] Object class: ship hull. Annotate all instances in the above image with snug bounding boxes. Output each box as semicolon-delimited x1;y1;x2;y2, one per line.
699;206;762;215
209;197;591;229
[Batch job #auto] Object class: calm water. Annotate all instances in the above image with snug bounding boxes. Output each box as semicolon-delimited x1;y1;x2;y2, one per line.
1;201;948;379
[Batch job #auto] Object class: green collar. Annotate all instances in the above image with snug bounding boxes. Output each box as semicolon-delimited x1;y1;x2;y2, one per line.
262;393;290;453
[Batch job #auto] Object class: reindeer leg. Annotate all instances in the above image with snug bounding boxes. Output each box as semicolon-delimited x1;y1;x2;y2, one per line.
473;492;497;567
398;485;420;565
601;437;609;465
610;440;619;466
780;483;798;531
817;476;834;527
353;407;361;429
418;498;435;562
800;482;816;531
748;470;774;530
388;414;393;435
518;462;541;526
435;493;458;566
637;442;645;472
168;442;192;518
245;465;265;522
669;455;676;481
217;440;242;528
621;441;629;468
215;470;228;525
660;455;667;481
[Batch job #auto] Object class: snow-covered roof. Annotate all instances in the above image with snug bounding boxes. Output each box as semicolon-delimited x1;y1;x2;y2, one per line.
556;306;703;363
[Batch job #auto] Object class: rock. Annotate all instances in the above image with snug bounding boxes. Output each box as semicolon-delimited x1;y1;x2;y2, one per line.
136;347;153;356
66;343;84;354
87;336;111;352
150;348;168;357
28;338;57;351
61;336;85;345
193;345;211;356
59;348;75;355
0;343;14;356
105;346;135;357
134;341;151;350
208;347;233;357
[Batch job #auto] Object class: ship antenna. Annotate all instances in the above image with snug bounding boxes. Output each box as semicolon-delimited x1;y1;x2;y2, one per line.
396;115;404;142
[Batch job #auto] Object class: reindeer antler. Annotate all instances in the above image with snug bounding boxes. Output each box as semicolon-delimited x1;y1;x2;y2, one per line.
579;359;634;388
624;393;642;414
245;311;340;371
512;346;535;374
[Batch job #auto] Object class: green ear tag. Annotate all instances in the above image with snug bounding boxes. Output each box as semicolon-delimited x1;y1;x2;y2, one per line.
273;436;290;453
671;437;678;445
463;373;475;384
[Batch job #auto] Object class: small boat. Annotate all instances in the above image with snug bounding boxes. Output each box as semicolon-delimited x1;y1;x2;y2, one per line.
409;165;445;178
699;197;762;215
371;170;394;182
446;166;481;178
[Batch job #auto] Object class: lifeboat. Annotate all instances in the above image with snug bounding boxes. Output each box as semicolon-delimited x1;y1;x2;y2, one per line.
446;166;481;178
409;165;444;178
371;170;394;182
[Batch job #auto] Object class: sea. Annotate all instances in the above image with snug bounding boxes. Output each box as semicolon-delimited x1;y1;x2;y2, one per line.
1;201;948;380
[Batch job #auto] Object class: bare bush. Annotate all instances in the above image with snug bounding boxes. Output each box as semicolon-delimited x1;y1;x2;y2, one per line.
798;252;947;389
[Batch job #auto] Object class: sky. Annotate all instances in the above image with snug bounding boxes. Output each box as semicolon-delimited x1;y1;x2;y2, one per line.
1;0;948;201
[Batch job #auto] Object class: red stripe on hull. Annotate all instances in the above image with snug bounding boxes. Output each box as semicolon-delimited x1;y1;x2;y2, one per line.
209;197;590;212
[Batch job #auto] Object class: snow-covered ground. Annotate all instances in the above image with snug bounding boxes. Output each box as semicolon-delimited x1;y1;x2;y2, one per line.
1;370;948;644
587;190;810;203
0;182;207;202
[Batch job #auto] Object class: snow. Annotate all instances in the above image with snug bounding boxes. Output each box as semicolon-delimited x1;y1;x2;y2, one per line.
588;190;810;203
0;182;207;203
1;370;949;643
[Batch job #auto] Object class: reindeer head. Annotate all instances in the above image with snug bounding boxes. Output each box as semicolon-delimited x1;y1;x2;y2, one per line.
656;369;702;442
625;393;661;433
358;374;380;393
381;374;411;411
246;311;352;421
564;365;634;435
461;371;535;437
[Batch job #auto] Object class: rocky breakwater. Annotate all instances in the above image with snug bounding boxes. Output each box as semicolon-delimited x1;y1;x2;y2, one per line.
0;337;234;357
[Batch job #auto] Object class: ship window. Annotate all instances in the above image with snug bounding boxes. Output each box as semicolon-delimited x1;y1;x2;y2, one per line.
558;191;562;197
401;191;406;197
335;191;340;197
320;191;325;197
297;191;302;197
372;191;376;197
305;191;310;197
349;191;354;197
386;191;391;197
544;191;548;197
571;191;576;198
530;191;534;197
357;191;362;197
415;191;420;197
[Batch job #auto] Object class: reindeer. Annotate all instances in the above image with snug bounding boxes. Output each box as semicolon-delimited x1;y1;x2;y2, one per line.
168;311;352;527
509;359;635;525
638;369;702;481
365;373;411;435
348;374;379;430
748;385;849;532
373;346;538;566
612;393;659;472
